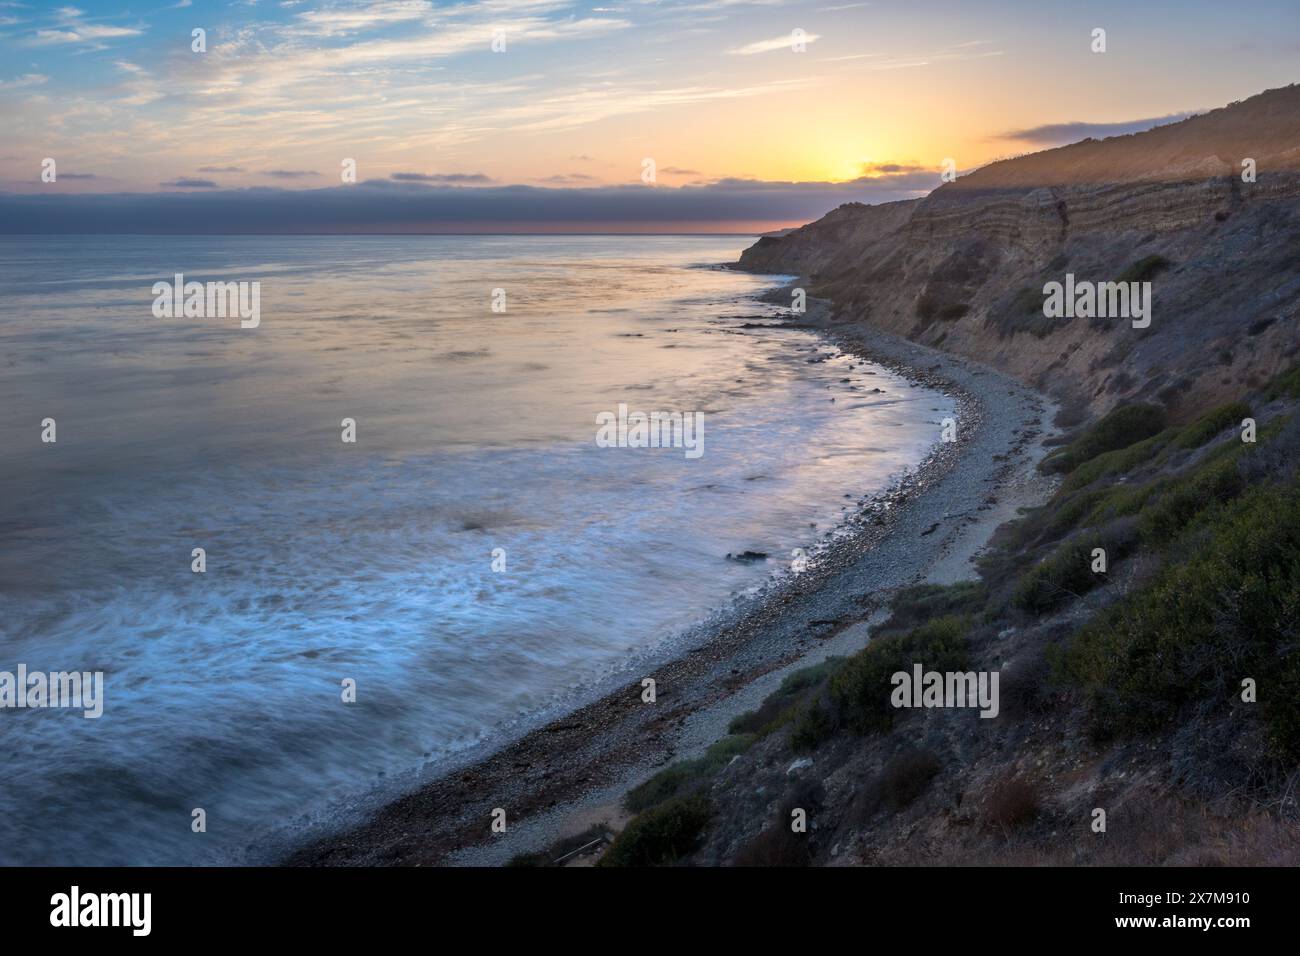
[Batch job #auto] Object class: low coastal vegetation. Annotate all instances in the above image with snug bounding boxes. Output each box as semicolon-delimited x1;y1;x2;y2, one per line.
1114;254;1171;284
1039;402;1166;475
624;734;757;813
593;363;1300;866
596;796;712;867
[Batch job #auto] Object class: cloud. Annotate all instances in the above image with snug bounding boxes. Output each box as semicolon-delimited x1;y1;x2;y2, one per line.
860;161;925;175
9;9;810;176
265;169;321;178
0;176;940;233
536;173;597;184
112;60;163;105
59;172;97;180
0;73;49;90
491;76;817;133
296;1;434;37
160;178;219;188
198;166;245;173
999;112;1200;146
391;171;494;183
833;41;1002;70
661;166;701;176
26;5;143;48
678;0;791;9
30;17;142;46
730;32;820;55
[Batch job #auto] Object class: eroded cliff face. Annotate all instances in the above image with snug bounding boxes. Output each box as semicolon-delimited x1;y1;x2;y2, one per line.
738;85;1300;420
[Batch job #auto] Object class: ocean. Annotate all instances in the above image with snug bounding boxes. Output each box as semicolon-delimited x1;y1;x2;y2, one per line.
0;235;953;864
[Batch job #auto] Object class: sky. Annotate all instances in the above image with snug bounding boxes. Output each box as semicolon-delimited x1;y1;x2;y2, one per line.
0;0;1297;232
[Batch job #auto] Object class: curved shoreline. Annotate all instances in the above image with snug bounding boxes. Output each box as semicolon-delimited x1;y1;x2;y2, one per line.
284;296;1056;867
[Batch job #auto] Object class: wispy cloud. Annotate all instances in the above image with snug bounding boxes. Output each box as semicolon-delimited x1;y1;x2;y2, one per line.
112;60;163;105
29;8;143;47
729;32;820;56
676;0;790;9
295;0;434;37
31;25;142;45
834;40;1002;70
491;77;819;133
0;73;49;89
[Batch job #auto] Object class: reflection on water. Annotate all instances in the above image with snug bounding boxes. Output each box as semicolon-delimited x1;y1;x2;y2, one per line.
0;235;953;864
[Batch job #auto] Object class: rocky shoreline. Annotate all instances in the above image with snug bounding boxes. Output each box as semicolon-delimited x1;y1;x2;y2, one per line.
284;292;1056;867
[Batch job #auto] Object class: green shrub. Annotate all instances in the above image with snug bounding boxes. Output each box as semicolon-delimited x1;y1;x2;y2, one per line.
1115;254;1171;284
1058;483;1300;760
598;796;712;867
1041;404;1166;475
1000;483;1130;554
1010;286;1043;315
506;824;613;867
1174;401;1251;450
771;659;842;696
789;698;835;751
1058;430;1171;494
625;734;755;813
1012;533;1125;614
827;616;969;735
916;295;971;323
1083;477;1167;525
1034;487;1111;538
728;658;842;738
1265;363;1300;401
1137;455;1245;544
877;581;985;636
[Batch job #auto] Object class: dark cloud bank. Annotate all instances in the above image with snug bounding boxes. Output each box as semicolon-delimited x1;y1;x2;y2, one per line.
0;174;940;234
1001;111;1200;145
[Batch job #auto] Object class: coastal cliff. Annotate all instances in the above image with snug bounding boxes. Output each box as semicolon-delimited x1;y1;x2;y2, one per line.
738;84;1300;421
562;86;1300;868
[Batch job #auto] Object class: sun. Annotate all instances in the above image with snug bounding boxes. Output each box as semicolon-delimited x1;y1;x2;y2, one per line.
827;160;868;182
